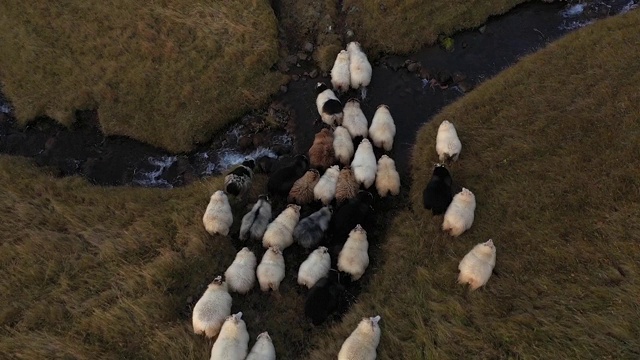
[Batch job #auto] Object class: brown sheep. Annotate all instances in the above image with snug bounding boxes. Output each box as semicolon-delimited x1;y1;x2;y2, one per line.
335;167;360;204
308;128;335;170
288;169;321;205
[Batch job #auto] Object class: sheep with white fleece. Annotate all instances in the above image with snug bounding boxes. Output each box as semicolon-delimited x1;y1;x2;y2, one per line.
342;99;368;139
202;190;233;236
246;331;276;360
297;246;331;289
192;276;232;338
442;187;476;237
331;50;351;93
375;155;400;197
368;104;396;151
209;312;249;360
257;246;286;292
458;239;497;291
333;125;355;165
337;224;370;281
313;165;340;205
436;120;462;162
262;204;301;250
347;41;373;99
338;315;382;360
351;138;377;189
224;247;257;294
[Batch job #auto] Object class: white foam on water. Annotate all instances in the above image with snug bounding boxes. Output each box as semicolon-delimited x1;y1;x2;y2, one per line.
272;133;293;146
559;19;594;30
215;147;278;173
562;3;587;18
620;0;638;13
132;156;177;188
0;103;11;114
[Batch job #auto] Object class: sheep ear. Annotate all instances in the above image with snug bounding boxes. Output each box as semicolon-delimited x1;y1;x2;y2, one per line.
371;315;381;325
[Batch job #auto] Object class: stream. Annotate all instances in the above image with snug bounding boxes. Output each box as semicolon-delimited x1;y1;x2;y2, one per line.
0;0;637;187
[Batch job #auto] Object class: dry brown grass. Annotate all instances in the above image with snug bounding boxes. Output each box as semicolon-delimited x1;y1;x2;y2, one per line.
342;0;536;55
307;9;640;359
0;0;284;153
0;156;324;359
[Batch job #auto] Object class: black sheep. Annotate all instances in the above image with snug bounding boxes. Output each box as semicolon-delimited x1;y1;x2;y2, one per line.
304;273;350;326
267;154;309;197
422;164;453;215
329;190;374;245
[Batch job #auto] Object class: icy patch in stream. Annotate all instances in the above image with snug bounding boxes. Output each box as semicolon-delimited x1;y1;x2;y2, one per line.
132;156;177;188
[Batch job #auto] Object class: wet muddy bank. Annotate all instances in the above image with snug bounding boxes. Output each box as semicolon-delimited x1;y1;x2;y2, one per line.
0;0;636;187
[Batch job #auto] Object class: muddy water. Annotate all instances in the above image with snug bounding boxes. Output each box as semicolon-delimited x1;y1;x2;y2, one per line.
0;0;636;186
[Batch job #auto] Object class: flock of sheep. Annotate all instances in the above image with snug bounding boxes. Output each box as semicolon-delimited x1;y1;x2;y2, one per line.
194;39;497;359
425;120;498;291
196;41;387;360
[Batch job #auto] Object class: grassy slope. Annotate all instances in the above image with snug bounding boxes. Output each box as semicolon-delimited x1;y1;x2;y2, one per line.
342;0;534;54
308;9;640;359
0;0;284;153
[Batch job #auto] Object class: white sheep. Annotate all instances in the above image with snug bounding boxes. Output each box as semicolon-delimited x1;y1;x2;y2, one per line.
262;204;301;250
313;165;340;205
342;99;369;139
368;104;396;151
351;138;377;189
256;246;285;292
224;247;257;294
202;190;233;236
436;120;462;162
347;41;373;99
442;187;476;237
297;246;331;289
333;125;355;165
192;276;232;338
239;195;272;242
458;239;497;291
375;155;400;197
246;331;276;360
315;82;343;126
338;315;382;360
331;49;351;93
337;224;370;281
209;312;249;360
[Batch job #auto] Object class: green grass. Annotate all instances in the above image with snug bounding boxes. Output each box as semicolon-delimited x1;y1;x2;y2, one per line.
342;0;537;54
0;0;284;153
306;9;640;359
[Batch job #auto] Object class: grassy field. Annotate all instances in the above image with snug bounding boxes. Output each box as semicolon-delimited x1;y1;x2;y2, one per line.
341;0;534;54
306;9;640;359
0;0;284;153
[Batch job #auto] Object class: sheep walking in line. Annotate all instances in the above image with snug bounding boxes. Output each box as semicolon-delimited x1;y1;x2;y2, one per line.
338;315;382;360
262;204;301;250
375;155;401;197
297;246;331;289
202;190;233;236
192;276;232;338
331;49;351;94
458;239;497;291
288;169;321;205
442;187;476;237
347;41;373;99
257;246;286;292
337;224;370;281
368;104;396;151
333;125;355;165
351;138;377;189
246;331;276;360
224;247;257;294
313;165;340;205
436;120;462;163
209;312;250;360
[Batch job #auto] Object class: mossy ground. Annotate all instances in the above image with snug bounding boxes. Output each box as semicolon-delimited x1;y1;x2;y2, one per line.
306;9;640;359
0;0;285;153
